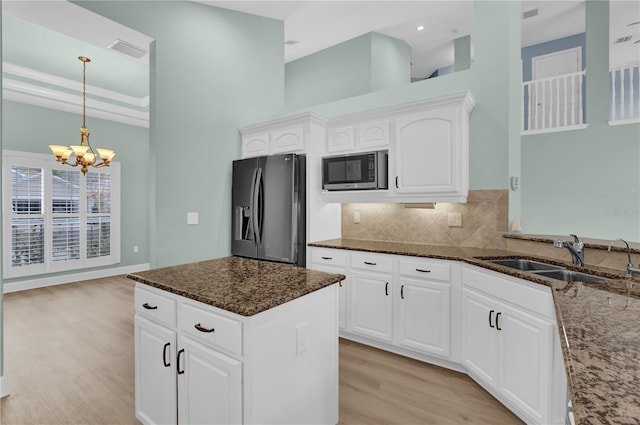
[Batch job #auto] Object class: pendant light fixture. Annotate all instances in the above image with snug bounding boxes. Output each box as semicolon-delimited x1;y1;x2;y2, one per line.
49;56;116;175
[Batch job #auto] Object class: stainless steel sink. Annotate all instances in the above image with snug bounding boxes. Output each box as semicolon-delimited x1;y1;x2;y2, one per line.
486;258;565;272
533;269;606;283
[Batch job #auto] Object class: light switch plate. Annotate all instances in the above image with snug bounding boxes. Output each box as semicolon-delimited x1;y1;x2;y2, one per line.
354;211;361;224
448;213;462;227
187;212;199;225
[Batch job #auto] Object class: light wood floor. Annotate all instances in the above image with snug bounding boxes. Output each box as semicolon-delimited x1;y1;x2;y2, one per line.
2;276;522;425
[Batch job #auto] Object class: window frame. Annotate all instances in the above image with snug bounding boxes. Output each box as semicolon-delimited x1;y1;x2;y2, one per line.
2;150;121;279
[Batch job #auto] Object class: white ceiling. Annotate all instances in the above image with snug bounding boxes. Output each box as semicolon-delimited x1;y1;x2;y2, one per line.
198;0;640;76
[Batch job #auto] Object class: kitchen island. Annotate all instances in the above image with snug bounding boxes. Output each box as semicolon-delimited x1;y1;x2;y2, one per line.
127;256;344;425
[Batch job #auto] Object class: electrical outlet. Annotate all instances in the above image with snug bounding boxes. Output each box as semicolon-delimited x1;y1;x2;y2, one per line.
354;211;361;224
133;245;139;253
296;323;307;354
187;212;199;225
448;213;462;227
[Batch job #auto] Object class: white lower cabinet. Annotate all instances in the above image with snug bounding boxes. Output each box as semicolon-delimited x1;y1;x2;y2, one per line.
462;266;558;425
396;277;451;357
135;315;177;425
307;247;566;425
350;270;393;341
309;248;348;330
178;336;242;425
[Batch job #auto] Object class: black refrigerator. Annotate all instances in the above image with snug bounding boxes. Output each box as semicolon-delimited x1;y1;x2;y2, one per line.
231;153;306;267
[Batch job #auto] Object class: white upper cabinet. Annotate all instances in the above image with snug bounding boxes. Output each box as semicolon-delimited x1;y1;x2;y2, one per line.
394;106;460;195
321;91;475;203
239;112;327;158
358;119;389;150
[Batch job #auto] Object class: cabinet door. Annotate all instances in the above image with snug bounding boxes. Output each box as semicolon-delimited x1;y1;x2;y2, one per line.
178;336;242;425
242;133;270;158
396;278;451;357
135;315;177;425
461;288;500;389
394;107;460;194
327;125;355;152
310;262;348;330
358;119;389;149
271;125;305;154
350;271;393;342
499;303;554;424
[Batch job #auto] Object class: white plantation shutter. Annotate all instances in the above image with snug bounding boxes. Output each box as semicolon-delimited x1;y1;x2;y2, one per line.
3;151;121;278
10;166;45;270
51;169;81;262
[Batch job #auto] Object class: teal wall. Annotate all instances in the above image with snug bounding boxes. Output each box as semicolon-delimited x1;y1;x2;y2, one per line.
370;33;411;92
0;101;151;284
285;32;410;110
75;1;285;268
292;1;521;193
521;0;640;242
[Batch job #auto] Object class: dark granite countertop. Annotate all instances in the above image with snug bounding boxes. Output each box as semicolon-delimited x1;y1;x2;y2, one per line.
309;238;640;425
127;256;344;317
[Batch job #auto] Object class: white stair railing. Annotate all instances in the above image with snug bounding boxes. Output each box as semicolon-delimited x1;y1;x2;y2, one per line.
610;62;639;122
522;70;586;132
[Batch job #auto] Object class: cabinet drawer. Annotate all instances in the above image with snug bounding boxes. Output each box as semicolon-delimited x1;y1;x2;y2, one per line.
180;302;243;356
463;266;554;318
351;252;392;273
135;285;177;328
311;248;347;267
399;258;451;282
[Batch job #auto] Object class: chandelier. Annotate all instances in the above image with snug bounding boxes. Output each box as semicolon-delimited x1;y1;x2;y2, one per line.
49;56;116;175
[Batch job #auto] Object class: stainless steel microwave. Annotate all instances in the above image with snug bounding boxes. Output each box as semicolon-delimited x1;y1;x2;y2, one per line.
322;150;388;191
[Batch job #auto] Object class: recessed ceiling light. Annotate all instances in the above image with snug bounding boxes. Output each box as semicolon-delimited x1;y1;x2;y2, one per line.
417;25;424;31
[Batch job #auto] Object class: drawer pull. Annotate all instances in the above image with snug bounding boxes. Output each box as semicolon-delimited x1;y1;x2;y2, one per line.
400;285;405;299
489;310;495;328
385;282;389;296
194;323;215;333
321;256;333;260
142;302;158;310
162;342;171;367
496;312;502;331
415;268;431;273
364;261;377;266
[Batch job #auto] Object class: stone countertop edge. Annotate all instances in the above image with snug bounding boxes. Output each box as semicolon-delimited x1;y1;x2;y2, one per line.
126;256;345;317
503;232;640;254
308;238;640;425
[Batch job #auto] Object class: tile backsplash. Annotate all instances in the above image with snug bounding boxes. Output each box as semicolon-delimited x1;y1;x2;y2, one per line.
341;190;509;249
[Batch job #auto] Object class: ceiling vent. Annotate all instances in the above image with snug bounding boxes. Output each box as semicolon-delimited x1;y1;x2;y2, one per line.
107;39;147;59
522;8;539;20
614;36;633;44
284;40;299;46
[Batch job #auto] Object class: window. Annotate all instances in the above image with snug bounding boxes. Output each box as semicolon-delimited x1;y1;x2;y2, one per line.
3;150;121;278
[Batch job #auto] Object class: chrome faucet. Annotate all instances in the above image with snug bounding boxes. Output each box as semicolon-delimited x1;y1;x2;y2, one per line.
608;238;640;277
554;234;585;267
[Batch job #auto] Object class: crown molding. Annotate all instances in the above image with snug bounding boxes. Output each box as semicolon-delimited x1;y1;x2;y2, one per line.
2;62;149;128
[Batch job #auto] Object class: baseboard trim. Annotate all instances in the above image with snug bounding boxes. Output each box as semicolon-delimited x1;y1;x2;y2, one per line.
2;263;151;294
0;375;9;398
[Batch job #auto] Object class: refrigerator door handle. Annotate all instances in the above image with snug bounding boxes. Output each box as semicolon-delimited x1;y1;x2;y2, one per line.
248;167;258;241
253;167;263;247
